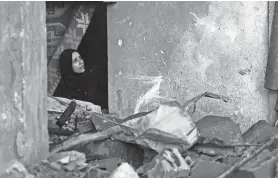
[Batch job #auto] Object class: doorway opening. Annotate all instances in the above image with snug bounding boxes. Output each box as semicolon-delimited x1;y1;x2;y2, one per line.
46;1;109;111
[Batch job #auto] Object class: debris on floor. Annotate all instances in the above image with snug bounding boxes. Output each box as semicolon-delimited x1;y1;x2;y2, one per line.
5;92;278;178
142;147;192;178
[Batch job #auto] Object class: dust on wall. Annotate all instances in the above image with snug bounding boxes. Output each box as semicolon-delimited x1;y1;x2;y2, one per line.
107;2;269;132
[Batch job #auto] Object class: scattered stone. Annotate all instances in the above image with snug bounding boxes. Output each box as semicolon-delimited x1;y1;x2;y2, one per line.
244;155;278;178
194;115;244;156
47;96;102;143
69;138;144;169
242;147;278;172
243;149;272;169
113;101;199;153
196;115;244;146
21;98;278;178
77;118;97;133
47;97;101;116
144;148;191;178
28;162;85;178
186;150;201;161
85;168;110;178
59;155;70;164
89;158;122;173
243;120;278;145
142;148;158;165
46;151;88;172
1;162;34;178
109;163;139;178
49;162;62;171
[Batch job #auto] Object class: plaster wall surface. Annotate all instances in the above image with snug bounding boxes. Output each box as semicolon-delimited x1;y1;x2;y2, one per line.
108;2;269;132
0;2;48;175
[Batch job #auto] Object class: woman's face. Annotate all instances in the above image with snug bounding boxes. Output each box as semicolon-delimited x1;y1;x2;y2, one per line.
72;52;85;73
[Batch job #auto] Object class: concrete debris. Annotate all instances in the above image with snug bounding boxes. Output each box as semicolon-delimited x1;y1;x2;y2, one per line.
193;115;245;158
217;135;278;178
243;120;278;145
46;151;88;171
48;96;102;115
28;161;86;178
0;161;34;178
49;100;200;154
6;94;278;178
196;115;244;146
90;112;126;131
112;101;200;153
86;168;110;178
89;158;122;173
48;96;102;144
109;162;139;178
143;148;191;178
69;138;144;169
245;155;278;178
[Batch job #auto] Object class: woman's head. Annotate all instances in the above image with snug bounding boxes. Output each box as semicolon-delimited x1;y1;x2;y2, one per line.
59;49;85;78
72;51;85;73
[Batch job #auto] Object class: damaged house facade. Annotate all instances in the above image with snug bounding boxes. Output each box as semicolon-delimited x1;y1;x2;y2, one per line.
2;1;278;178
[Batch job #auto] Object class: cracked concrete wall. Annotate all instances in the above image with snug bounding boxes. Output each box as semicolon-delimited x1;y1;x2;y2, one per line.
0;2;48;175
108;2;269;132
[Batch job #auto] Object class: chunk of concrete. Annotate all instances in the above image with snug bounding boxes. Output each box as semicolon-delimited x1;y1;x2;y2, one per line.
69;139;144;169
196;115;244;145
89;158;122;173
109;162;139;178
0;162;34;178
194;115;244;156
86;168;110;178
244;155;278;178
243;120;278;144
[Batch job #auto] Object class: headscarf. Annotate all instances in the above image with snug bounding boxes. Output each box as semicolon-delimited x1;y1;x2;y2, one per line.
59;49;92;93
59;49;81;79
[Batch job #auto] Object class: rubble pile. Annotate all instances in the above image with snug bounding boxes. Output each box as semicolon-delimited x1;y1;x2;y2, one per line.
4;92;278;178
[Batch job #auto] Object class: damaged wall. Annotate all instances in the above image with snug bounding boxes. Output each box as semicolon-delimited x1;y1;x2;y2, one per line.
0;2;48;175
107;2;269;131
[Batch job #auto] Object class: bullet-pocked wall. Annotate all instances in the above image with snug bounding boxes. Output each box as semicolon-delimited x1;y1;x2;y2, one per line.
0;2;48;175
108;2;269;131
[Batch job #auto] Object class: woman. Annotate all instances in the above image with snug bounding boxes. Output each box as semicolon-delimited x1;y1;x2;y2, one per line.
53;49;107;113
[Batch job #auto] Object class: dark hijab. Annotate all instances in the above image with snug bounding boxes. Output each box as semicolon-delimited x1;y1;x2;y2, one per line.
59;49;81;80
53;49;105;108
59;49;88;91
